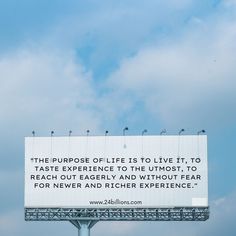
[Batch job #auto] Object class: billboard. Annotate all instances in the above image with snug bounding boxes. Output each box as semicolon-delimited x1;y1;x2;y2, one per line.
25;135;208;208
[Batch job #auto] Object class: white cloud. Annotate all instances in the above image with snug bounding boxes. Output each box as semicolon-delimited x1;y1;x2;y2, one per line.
0;48;102;135
0;209;22;234
39;0;198;76
224;0;236;7
106;13;236;129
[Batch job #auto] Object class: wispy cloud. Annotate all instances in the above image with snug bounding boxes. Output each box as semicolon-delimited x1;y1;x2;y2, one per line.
105;10;236;129
0;48;102;135
224;0;236;6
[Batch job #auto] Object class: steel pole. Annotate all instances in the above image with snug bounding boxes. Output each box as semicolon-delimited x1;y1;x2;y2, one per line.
79;222;90;236
70;220;97;236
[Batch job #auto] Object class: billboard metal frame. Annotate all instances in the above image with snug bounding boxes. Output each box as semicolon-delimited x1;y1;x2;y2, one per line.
25;207;209;221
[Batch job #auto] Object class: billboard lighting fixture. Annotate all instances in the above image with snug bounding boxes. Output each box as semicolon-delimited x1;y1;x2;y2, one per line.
105;130;109;136
197;129;206;135
123;127;128;136
32;131;35;137
86;130;90;136
160;129;167;135
142;129;147;135
51;131;54;137
69;130;72;136
178;129;185;135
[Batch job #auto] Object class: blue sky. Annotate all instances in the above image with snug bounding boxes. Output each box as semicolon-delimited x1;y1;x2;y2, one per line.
0;0;236;235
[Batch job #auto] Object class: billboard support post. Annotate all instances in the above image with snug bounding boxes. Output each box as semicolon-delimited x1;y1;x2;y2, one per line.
70;220;98;236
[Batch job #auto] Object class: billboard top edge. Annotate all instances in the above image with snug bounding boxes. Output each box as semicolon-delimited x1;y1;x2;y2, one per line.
25;134;207;138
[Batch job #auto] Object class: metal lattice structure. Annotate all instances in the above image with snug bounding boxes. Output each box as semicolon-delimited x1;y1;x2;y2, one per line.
25;207;209;221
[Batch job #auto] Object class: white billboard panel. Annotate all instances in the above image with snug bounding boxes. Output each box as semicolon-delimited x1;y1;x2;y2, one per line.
25;135;208;208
